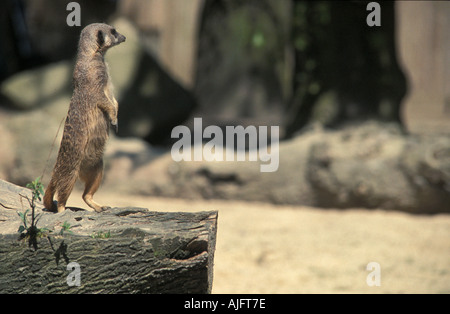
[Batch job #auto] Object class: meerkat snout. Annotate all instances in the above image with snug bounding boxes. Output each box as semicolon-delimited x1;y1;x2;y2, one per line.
106;28;126;47
113;29;126;44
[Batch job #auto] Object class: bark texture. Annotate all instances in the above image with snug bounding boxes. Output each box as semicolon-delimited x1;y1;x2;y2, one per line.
0;180;217;294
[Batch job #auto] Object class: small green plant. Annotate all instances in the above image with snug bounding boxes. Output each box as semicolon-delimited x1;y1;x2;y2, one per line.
18;177;50;245
60;221;73;236
17;209;30;235
26;177;44;204
90;230;111;239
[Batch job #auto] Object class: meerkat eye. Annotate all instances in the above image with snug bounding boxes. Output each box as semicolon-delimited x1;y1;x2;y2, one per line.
111;29;117;37
97;30;104;46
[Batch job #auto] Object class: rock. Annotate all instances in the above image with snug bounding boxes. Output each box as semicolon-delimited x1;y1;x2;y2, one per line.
0;93;71;186
0;61;72;110
0;98;64;186
0;122;15;180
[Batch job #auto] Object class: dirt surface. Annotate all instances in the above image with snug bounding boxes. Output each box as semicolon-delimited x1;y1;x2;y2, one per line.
66;189;450;294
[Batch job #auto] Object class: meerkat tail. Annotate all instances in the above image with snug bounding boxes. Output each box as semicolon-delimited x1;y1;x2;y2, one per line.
43;179;57;212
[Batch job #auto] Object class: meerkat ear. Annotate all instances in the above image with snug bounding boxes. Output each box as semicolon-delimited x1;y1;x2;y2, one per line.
97;30;104;46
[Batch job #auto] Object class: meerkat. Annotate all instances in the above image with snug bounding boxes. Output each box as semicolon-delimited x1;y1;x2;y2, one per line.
43;23;125;213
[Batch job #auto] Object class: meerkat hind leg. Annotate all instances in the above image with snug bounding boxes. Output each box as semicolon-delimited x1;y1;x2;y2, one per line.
80;162;110;212
57;201;66;213
56;175;78;213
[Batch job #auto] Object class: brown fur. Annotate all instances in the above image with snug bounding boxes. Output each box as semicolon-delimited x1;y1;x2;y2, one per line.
44;23;125;213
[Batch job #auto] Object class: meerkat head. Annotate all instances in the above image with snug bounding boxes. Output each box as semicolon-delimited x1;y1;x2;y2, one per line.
79;23;126;55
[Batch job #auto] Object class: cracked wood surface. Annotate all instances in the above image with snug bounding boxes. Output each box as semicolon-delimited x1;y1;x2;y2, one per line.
0;179;218;293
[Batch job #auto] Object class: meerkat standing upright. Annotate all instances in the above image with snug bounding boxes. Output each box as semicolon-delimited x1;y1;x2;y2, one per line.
44;23;125;213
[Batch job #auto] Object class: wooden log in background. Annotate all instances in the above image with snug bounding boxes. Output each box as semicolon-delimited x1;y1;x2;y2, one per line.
0;180;218;294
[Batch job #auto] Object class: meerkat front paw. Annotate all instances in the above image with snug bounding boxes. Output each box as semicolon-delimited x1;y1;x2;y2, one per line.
111;118;118;133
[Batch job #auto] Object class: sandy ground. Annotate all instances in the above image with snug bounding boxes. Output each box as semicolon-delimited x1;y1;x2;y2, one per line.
66;189;450;294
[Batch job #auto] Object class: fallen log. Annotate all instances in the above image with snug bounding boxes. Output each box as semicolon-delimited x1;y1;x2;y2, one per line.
0;179;218;294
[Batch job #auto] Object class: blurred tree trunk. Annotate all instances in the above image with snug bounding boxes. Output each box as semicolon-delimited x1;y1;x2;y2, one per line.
194;0;290;128
285;1;407;137
396;1;450;134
